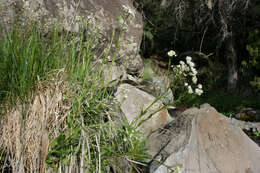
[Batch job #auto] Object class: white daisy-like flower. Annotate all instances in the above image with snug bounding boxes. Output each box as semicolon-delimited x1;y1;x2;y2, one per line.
195;88;203;96
186;56;192;62
167;50;177;57
180;61;185;65
198;84;202;89
192;76;197;84
191;67;197;75
187;86;193;94
188;61;195;67
185;66;190;72
180;64;186;71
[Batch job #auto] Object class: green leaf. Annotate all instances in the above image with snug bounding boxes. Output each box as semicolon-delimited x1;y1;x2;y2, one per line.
144;31;154;40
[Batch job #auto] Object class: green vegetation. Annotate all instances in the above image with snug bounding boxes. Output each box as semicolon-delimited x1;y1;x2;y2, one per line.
175;90;260;116
0;22;149;172
245;29;260;91
0;1;260;172
0;23;64;103
136;0;260;116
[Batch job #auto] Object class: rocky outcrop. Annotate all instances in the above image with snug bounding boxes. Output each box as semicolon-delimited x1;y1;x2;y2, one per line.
101;62;127;86
140;77;173;105
115;83;173;135
0;0;144;75
148;104;260;173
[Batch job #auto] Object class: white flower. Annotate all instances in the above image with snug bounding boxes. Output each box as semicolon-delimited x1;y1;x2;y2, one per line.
180;64;185;71
177;65;180;68
185;66;190;72
198;84;202;89
179;61;185;65
167;50;177;57
190;67;197;75
184;82;188;86
186;56;192;62
188;61;195;67
195;88;203;96
187;86;193;94
192;76;197;84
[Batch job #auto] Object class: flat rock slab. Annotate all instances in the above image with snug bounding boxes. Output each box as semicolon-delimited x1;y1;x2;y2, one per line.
115;83;172;135
150;104;260;173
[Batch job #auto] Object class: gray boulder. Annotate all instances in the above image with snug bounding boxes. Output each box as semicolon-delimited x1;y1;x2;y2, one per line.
101;62;127;86
0;0;144;75
115;83;173;135
149;104;260;173
140;77;174;105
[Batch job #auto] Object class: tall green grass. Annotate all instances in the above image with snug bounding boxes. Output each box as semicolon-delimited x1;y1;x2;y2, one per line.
0;22;150;172
0;23;66;103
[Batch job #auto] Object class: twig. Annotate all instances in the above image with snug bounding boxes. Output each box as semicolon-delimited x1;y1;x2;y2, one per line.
199;26;208;53
125;156;147;166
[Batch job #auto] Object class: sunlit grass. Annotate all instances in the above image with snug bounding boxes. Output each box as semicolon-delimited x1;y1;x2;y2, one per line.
0;22;150;172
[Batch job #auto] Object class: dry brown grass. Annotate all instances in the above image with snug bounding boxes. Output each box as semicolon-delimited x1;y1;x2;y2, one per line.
0;70;73;173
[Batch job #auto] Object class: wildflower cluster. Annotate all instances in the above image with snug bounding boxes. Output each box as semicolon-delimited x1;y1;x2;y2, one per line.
168;50;203;96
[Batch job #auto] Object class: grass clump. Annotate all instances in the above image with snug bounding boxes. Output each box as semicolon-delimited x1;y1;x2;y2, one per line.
0;21;149;172
0;23;65;104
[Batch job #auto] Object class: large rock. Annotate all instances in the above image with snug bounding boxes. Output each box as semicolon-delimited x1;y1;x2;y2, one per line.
115;83;173;135
140;77;173;105
0;0;144;75
101;62;127;86
149;104;260;173
140;59;174;105
0;0;15;39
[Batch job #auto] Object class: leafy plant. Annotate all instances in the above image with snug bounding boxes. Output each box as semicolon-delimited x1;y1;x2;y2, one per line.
168;52;204;105
253;131;260;137
244;28;260;91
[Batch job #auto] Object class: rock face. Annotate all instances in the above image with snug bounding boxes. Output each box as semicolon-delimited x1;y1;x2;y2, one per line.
148;104;260;173
115;83;173;135
140;77;173;105
101;62;127;86
0;0;144;75
0;0;14;39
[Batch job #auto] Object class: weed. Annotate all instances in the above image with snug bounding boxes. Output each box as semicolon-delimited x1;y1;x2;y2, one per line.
0;20;150;173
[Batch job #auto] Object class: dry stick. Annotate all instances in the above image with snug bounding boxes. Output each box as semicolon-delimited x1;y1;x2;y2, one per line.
15;104;30;173
95;134;101;173
58;164;62;173
68;154;72;173
80;115;86;173
86;136;91;172
125;156;147;167
199;26;208;53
